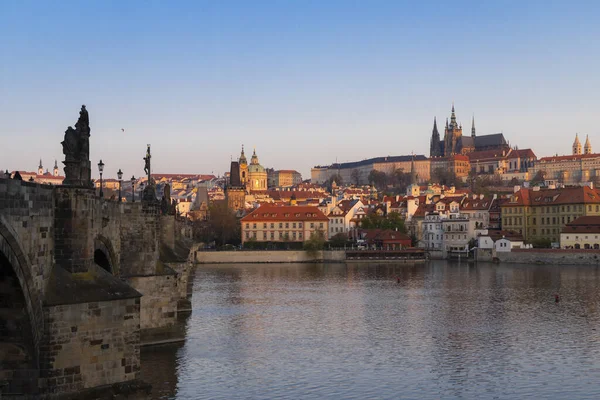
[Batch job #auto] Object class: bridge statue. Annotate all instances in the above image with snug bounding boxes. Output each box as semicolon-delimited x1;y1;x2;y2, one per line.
61;105;93;187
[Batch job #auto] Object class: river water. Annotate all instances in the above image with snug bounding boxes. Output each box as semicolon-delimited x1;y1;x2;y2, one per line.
140;261;600;399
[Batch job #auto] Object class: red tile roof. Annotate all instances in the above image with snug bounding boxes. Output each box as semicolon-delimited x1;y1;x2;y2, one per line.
241;205;329;222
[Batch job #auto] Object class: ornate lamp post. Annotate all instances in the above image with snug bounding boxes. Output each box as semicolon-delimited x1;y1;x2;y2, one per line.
131;175;136;202
97;159;105;198
117;169;123;202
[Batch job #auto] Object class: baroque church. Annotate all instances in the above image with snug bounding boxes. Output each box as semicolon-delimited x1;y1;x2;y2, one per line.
429;105;510;157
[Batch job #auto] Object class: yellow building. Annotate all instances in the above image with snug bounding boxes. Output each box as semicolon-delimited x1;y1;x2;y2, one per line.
560;216;600;249
501;186;600;244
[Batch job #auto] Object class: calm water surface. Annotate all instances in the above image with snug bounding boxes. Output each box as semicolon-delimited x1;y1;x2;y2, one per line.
141;261;600;399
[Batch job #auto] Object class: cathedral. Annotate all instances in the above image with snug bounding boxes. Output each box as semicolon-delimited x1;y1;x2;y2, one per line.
430;105;510;157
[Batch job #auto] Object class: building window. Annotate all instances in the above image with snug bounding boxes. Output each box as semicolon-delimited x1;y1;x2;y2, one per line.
263;232;267;240
285;223;289;228
270;232;274;240
293;223;296;229
271;223;274;229
245;223;249;228
310;223;314;228
245;232;249;239
263;223;267;229
320;223;324;228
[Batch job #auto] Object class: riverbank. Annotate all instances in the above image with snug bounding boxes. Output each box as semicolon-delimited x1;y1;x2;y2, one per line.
495;249;600;265
194;250;346;264
193;249;426;264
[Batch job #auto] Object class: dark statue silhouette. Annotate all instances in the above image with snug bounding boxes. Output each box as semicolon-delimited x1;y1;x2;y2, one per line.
61;105;92;187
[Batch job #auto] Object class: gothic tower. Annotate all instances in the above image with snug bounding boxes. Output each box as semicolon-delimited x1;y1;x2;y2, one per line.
429;117;441;157
226;161;245;212
584;135;592;154
471;115;476;138
573;133;582;155
38;159;43;175
238;145;248;185
443;104;463;156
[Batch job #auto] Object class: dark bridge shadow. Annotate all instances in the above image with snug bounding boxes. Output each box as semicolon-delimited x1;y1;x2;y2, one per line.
0;252;36;395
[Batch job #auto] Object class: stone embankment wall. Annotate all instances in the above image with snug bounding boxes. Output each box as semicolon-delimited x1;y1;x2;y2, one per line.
497;249;600;265
194;250;347;264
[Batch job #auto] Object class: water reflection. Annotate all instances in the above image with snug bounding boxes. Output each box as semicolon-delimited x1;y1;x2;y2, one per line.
141;261;600;399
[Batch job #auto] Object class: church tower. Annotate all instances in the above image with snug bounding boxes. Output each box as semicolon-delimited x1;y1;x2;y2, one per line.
573;133;582;155
429;117;442;157
471;115;476;138
53;160;59;177
38;159;43;175
443;104;463;156
584;135;592;154
226;161;246;212
238;145;248;185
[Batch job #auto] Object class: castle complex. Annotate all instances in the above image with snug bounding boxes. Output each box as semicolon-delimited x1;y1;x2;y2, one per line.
429;104;510;157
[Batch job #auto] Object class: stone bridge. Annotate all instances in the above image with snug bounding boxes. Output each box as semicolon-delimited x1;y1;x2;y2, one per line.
0;112;193;398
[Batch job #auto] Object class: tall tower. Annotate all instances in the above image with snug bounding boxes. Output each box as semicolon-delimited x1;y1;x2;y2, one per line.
430;117;441;157
53;160;59;177
38;159;43;175
226;161;245;212
471;115;476;138
584;135;592;154
238;145;248;185
443;104;463;156
573;133;582;155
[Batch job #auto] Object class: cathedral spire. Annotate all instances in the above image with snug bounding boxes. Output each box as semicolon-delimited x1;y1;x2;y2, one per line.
450;103;457;127
430;117;441;157
471;115;476;137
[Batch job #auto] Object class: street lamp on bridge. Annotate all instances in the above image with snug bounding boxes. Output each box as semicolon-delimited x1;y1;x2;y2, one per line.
97;159;105;198
131;175;136;202
117;169;123;202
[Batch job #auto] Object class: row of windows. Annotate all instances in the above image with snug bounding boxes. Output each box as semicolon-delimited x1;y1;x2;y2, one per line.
245;231;305;240
246;222;324;229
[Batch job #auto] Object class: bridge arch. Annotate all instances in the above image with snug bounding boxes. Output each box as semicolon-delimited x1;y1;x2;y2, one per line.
0;216;42;393
94;235;119;276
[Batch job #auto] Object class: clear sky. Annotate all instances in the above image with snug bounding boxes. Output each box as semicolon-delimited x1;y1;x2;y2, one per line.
1;1;599;180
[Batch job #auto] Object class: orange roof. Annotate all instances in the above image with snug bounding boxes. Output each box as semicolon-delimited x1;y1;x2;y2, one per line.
241;204;329;222
538;153;600;162
562;216;600;233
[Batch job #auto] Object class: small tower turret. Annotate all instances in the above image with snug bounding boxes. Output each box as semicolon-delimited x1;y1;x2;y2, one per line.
584;135;592;155
573;133;582;155
53;160;59;177
38;159;43;175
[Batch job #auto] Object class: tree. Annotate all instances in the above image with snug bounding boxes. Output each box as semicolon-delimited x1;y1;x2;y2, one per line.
391;168;412;192
328;232;349;248
432;167;456;186
351;169;360;186
508;177;521;187
199;201;241;246
325;174;343;192
304;230;326;253
531;170;546;185
368;170;388;190
360;212;406;233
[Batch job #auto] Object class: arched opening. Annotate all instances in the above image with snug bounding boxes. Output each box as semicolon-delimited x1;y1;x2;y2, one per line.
575;243;581;249
0;251;36;394
94;249;112;273
594;244;599;250
585;243;591;249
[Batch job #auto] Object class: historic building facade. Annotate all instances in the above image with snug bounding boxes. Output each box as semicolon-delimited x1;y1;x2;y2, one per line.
529;134;598;185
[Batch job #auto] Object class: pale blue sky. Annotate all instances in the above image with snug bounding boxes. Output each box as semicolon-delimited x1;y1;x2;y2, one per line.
1;1;599;179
